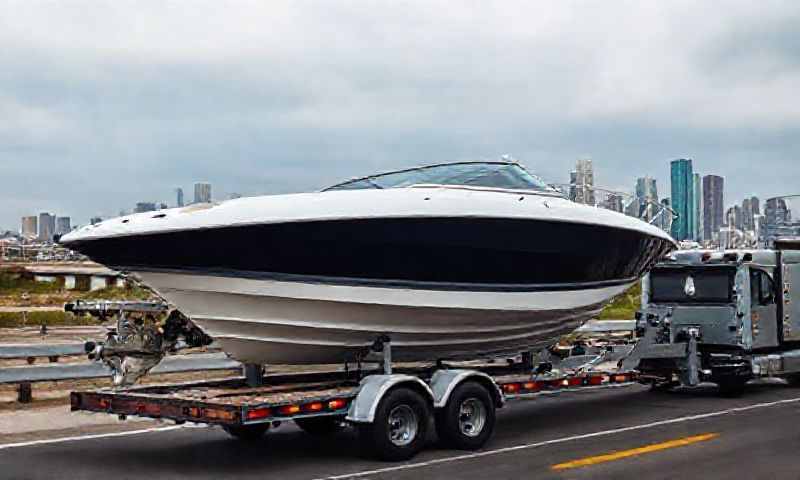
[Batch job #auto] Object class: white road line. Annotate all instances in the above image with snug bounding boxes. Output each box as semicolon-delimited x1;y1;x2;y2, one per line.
0;424;202;450
317;395;800;480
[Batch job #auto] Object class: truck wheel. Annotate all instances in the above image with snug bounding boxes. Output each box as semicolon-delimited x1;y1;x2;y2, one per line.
295;416;346;436
717;379;747;397
435;381;495;450
357;387;430;461
222;424;269;441
649;381;679;392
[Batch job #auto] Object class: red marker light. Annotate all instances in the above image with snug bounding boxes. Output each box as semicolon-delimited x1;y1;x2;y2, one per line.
303;402;324;412
278;405;301;415
503;383;520;393
328;399;348;410
246;408;272;420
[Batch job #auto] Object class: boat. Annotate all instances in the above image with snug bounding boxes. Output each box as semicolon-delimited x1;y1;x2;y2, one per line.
59;161;676;365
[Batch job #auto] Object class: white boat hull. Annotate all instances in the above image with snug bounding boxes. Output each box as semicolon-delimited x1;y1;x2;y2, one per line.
137;270;632;364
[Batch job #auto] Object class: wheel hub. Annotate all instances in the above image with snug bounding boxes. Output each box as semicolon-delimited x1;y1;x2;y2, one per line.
458;398;486;437
387;404;418;447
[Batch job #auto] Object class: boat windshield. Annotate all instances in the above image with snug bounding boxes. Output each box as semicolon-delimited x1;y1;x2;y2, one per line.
324;162;554;192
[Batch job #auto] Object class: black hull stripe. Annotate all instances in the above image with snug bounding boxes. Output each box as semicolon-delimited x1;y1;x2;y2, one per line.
128;267;637;292
66;217;674;286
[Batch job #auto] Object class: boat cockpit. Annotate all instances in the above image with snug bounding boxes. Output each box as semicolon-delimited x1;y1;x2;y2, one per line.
323;161;560;195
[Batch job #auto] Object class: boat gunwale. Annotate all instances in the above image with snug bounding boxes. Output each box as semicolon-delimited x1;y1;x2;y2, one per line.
62;202;676;247
132;267;639;293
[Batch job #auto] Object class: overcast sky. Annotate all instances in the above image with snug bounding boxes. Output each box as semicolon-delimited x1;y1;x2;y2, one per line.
2;1;799;229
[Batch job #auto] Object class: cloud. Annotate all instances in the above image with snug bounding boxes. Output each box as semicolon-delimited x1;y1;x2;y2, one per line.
1;1;799;227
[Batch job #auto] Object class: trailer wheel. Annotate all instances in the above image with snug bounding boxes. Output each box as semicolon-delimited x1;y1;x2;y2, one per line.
295;416;345;436
435;381;495;450
222;424;269;441
357;387;430;461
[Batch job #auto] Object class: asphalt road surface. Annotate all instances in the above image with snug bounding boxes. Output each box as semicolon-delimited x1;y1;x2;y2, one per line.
3;382;800;479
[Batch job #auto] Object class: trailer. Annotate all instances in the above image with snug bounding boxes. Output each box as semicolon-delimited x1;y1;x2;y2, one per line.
70;338;637;461
628;240;800;395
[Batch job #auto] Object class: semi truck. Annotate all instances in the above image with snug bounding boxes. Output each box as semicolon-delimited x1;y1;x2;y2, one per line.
630;240;800;394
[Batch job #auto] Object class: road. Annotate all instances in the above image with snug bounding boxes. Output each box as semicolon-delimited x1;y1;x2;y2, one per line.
2;382;800;479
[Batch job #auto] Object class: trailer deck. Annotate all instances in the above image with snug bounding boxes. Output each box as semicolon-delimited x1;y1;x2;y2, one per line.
71;364;637;427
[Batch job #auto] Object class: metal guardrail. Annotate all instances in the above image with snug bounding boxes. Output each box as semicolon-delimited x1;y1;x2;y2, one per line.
1;352;242;403
0;353;240;385
0;343;85;360
575;320;636;333
0;342;221;361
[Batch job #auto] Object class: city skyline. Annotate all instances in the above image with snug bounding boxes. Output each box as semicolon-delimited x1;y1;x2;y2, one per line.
1;3;798;230
4;158;789;234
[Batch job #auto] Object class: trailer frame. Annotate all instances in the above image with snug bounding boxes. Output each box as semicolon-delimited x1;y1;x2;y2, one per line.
70;340;637;460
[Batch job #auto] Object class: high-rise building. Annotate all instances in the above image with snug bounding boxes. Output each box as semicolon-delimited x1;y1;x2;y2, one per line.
134;202;157;213
742;198;754;232
603;193;624;213
751;196;761;216
726;205;743;230
38;212;55;242
670;159;694;241
693;174;702;241
176;188;185;207
194;182;212;204
660;198;672;233
21;216;38;239
755;214;767;246
635;177;658;221
569;159;594;206
702;175;724;243
764;197;799;245
55;217;71;235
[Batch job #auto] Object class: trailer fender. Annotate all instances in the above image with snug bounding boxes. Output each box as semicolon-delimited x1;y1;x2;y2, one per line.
429;369;504;409
346;374;434;424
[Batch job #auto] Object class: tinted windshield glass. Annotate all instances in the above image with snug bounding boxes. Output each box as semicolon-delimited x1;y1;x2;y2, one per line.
650;267;734;303
325;162;552;192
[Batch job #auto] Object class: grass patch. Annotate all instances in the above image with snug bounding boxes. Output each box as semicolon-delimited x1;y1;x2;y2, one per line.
79;286;154;301
598;282;642;320
0;272;62;295
0;311;99;328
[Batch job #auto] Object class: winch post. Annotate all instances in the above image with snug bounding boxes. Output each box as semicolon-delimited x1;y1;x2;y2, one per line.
370;335;392;375
243;364;265;387
382;340;392;375
686;329;700;386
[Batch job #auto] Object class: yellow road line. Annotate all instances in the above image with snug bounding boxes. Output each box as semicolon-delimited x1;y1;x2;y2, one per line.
551;433;719;471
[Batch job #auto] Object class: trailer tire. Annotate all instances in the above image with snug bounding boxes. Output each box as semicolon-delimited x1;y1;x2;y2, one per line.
357;387;430;462
222;424;269;441
295;416;345;436
435;381;495;451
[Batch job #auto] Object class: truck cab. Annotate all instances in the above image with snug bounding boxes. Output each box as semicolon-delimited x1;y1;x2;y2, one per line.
632;245;800;393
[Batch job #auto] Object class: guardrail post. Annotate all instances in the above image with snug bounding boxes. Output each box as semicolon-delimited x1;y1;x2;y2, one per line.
17;382;32;403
